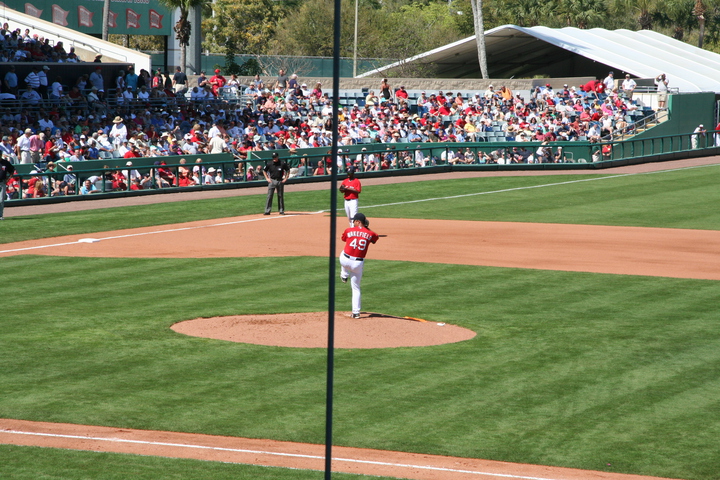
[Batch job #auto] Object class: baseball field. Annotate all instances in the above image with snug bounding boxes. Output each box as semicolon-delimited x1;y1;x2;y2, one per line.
1;159;720;480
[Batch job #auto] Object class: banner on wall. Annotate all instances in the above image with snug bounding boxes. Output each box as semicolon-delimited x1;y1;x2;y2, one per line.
0;0;172;35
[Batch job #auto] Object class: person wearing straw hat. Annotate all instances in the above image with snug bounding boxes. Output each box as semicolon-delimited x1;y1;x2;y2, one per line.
109;116;127;149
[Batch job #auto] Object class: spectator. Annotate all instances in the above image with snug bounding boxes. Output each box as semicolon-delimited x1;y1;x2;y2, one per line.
0;136;17;163
80;179;99;195
172;66;188;94
655;73;669;109
116;85;133;105
274;69;288;93
150;68;165;89
395;86;408;100
37;65;50;97
24;170;46;198
15;128;33;164
365;90;379;106
24;66;41;90
155;160;175;187
622;74;636;100
109;116;128;148
57;164;76;195
89;66;104;90
137;85;150;102
310;82;323;101
21;87;42;106
125;66;138;92
48;75;64;103
691;124;706;149
4;65;18;96
209;69;226;97
603;71;615;92
197;71;208;88
116;70;126;92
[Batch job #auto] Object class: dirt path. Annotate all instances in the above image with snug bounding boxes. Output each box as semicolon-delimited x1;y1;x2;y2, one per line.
3;214;720;280
0;419;680;480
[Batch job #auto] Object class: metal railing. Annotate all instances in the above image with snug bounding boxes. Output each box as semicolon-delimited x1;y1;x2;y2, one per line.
5;120;717;205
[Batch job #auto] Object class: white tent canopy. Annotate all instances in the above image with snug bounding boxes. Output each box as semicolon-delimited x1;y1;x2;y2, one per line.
360;25;720;93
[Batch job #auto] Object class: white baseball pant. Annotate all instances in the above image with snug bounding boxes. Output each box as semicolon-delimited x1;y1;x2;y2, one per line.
339;252;364;316
344;198;358;227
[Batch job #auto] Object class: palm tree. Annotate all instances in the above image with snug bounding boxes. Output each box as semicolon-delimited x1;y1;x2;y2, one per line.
693;0;707;47
496;0;545;26
556;0;607;28
470;0;489;78
157;0;207;71
655;0;694;40
611;0;659;29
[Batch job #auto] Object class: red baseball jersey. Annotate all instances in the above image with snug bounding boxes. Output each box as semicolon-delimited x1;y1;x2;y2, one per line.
341;226;379;259
341;177;362;200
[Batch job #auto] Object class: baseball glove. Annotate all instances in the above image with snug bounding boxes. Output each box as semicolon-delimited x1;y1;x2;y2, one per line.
339;185;346;192
364;219;370;228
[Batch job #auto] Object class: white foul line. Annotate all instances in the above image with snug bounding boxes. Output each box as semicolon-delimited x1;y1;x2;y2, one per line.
330;161;720;212
2;429;559;480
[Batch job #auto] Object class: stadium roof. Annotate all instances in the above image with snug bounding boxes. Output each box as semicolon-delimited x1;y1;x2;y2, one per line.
359;25;720;93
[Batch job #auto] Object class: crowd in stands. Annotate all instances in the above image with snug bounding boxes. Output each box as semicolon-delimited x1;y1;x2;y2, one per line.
0;23;100;64
0;26;657;199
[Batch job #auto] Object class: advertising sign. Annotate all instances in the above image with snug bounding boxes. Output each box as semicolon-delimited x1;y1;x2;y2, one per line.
1;0;172;35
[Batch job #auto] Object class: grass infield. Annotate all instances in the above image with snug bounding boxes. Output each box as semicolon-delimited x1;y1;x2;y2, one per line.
2;165;720;479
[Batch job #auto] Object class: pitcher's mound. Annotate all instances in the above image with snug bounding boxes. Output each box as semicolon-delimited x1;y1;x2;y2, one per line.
172;312;476;349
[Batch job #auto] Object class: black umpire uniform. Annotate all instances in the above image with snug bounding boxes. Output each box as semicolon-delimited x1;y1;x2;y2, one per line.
263;152;290;215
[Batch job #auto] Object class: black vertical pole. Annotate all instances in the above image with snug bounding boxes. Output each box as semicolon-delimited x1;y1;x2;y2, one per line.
324;0;342;476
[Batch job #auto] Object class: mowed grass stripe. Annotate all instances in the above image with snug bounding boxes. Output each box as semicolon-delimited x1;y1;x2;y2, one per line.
4;257;715;476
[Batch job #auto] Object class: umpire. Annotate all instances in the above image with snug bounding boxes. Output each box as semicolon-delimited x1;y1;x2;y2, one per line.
263;151;290;215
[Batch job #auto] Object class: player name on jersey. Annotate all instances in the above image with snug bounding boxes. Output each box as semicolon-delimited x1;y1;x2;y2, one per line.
345;230;375;240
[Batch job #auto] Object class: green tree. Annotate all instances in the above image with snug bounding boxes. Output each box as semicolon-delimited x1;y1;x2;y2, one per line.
203;0;280;55
488;0;547;26
610;0;660;29
268;0;336;56
554;0;607;28
655;0;695;39
357;2;466;74
269;0;467;62
157;0;208;71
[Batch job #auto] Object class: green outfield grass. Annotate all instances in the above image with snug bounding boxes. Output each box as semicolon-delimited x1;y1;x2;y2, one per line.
2;164;720;479
2;257;720;479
